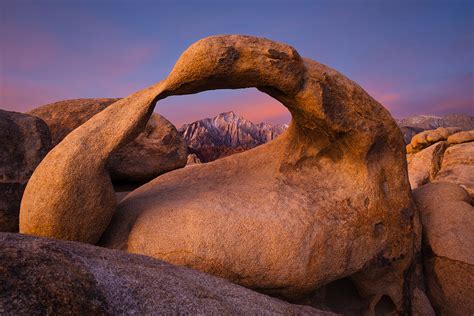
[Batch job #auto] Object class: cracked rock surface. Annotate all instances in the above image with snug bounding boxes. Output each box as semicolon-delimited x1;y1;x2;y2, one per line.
413;182;474;316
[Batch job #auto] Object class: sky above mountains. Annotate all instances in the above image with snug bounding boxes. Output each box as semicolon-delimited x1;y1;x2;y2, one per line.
1;0;473;125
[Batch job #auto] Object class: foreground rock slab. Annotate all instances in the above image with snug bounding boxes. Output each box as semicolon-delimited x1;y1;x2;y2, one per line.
29;98;187;183
413;182;474;316
0;110;51;232
0;233;328;315
21;35;418;313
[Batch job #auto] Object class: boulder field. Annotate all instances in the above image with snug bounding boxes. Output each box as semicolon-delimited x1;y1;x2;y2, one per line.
19;35;421;314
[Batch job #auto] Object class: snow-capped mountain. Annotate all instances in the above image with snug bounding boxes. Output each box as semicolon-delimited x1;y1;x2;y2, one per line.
179;111;288;162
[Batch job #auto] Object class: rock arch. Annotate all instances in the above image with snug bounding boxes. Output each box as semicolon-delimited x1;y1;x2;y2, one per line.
20;35;418;311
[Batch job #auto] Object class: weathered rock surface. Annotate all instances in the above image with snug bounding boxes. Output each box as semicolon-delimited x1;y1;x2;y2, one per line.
20;86;165;244
447;129;474;145
107;113;187;182
406;127;461;153
413;182;474;316
28;98;119;146
0;233;328;315
407;141;447;189
29;98;187;182
179;111;287;162
21;35;418;313
0;110;51;232
0;110;51;183
434;142;474;197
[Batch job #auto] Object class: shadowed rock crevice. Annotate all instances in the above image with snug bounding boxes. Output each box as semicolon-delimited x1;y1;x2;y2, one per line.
0;110;51;233
293;277;369;315
374;295;396;315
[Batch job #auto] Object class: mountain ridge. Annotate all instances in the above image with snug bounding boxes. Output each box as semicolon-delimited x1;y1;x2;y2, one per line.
179;111;473;162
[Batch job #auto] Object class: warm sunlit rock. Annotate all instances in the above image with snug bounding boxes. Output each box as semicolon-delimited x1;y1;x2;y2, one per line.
407;141;447;189
413;182;474;316
20;35;419;313
447;129;474;145
434;141;474;197
407;127;461;153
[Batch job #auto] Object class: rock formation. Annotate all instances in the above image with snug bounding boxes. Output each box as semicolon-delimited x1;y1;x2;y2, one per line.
0;110;51;232
407;141;447;189
406;127;461;154
0;233;329;315
413;182;474;315
28;98;119;146
406;129;474;196
20;35;419;313
434;141;474;197
447;129;474;145
20;85;165;244
107;113;187;183
179;111;287;162
29;98;187;183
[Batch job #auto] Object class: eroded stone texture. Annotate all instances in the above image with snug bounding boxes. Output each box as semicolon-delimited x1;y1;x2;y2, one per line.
407;141;447;189
0;233;328;315
413;182;474;316
407;127;461;153
447;129;474;145
0;110;51;232
107;113;187;182
29;98;187;183
434;142;474;198
21;35;418;312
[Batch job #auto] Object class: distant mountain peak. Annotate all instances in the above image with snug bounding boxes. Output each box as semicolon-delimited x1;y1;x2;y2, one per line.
219;110;237;117
179;111;289;162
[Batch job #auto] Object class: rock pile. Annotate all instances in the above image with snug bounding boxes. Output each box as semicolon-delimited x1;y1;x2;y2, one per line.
407;128;474;197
